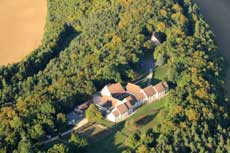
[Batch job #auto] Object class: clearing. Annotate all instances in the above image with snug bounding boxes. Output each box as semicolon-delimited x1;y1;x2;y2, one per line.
0;0;47;65
86;97;168;153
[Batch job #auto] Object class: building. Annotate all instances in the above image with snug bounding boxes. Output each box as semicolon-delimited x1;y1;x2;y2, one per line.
143;85;157;102
124;96;137;112
151;32;161;45
77;101;91;111
106;100;134;122
152;81;169;98
101;83;126;97
107;110;120;122
126;83;146;105
94;81;169;122
93;95;118;114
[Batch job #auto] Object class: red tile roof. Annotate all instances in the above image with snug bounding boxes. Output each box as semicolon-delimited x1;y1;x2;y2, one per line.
126;83;142;94
93;96;117;107
143;86;156;97
125;96;137;106
112;110;120;117
135;93;145;101
78;101;91;110
116;103;128;114
107;83;125;94
125;101;132;109
153;82;168;93
126;83;145;100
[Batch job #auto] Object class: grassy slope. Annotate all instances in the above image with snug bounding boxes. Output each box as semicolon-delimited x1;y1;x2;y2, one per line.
86;97;168;153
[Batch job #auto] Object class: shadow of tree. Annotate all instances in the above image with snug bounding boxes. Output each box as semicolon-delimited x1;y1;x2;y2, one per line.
80;127;96;138
20;24;79;79
86;122;126;153
152;78;161;85
135;113;157;126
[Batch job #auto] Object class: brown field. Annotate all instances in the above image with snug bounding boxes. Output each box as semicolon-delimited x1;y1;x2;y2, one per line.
0;0;47;65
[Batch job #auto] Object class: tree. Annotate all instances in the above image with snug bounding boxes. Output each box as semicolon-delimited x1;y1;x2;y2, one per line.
68;133;88;152
56;113;67;130
157;22;166;32
30;124;45;140
137;144;149;153
125;133;140;149
17;140;32;153
85;104;103;122
47;144;69;153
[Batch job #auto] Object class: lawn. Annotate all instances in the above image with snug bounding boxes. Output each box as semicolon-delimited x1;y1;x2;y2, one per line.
152;64;170;84
86;97;168;153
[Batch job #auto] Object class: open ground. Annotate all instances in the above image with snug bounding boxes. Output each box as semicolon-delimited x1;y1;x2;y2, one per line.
0;0;47;65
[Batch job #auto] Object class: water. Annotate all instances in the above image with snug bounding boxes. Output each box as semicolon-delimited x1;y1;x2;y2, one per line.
194;0;230;97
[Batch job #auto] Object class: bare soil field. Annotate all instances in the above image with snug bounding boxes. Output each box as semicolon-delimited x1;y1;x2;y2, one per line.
0;0;47;65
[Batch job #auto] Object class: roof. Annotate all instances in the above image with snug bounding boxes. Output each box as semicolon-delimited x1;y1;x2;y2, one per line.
151;32;161;43
109;97;119;107
107;83;125;94
135;93;145;101
78;101;91;110
125;101;133;109
114;93;130;100
93;96;109;105
112;110;120;117
126;83;145;100
126;83;142;95
143;86;156;97
163;81;169;88
153;82;168;93
93;96;117;107
126;96;137;105
116;103;128;114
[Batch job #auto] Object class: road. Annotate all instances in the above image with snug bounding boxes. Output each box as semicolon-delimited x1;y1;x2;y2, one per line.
134;68;153;85
40;118;88;145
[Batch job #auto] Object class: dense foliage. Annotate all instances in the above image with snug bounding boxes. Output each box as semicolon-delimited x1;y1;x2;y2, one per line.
0;0;229;152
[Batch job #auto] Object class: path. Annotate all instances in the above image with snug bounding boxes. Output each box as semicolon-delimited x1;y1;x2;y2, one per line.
134;68;153;85
40;118;88;145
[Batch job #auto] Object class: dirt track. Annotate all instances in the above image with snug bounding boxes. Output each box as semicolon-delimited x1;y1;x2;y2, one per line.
0;0;47;65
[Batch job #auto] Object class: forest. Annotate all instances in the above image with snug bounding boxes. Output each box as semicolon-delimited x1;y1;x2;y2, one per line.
0;0;229;152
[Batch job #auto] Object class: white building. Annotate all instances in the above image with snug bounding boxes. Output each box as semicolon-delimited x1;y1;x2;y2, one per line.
94;81;169;122
126;83;147;105
151;32;161;45
101;83;126;97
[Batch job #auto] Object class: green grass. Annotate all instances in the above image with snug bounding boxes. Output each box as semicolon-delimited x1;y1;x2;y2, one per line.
86;97;168;153
152;64;170;84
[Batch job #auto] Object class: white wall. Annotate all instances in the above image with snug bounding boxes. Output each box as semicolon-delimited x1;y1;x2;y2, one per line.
101;86;111;96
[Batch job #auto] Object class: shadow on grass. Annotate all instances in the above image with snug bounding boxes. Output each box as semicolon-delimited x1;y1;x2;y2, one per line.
80;127;96;138
86;121;126;153
152;78;161;85
135;113;157;126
